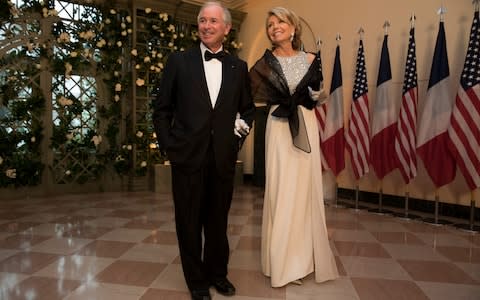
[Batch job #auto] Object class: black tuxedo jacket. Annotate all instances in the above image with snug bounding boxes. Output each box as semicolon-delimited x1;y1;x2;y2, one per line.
152;45;255;175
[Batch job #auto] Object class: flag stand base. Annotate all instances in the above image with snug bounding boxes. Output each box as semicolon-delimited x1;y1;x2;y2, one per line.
422;194;453;225
453;198;479;232
367;188;392;215
393;212;422;220
454;223;480;233
393;192;421;219
422;217;452;226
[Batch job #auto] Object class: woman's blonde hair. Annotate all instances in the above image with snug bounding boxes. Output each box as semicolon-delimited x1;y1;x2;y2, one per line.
266;7;303;50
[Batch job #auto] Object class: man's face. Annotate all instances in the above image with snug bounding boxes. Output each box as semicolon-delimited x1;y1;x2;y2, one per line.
198;5;231;52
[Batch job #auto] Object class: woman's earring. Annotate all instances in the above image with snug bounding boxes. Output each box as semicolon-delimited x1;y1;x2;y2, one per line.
290;32;294;42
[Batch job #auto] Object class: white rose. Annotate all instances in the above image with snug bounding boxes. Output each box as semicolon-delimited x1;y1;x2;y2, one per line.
136;131;143;138
126;16;132;23
115;83;122;92
145;8;152;14
114;95;120;102
6;169;16;179
136;78;145;86
131;49;138;56
91;135;102;146
140;161;147;167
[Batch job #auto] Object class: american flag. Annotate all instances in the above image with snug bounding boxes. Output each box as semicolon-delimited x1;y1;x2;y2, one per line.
346;39;370;180
416;19;456;187
313;50;329;169
447;11;480;190
322;44;345;176
394;27;418;184
370;34;397;179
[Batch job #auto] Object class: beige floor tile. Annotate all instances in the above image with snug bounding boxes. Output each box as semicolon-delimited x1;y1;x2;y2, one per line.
0;252;59;274
143;230;178;245
371;231;425;245
140;288;191;300
240;224;262;237
398;259;477;284
0;272;29;295
34;255;115;280
0;221;40;233
76;240;136;258
3;276;81;300
95;260;166;287
415;232;476;248
97;228;152;243
229;249;262;271
74;208;114;217
0;249;18;261
416;282;480;300
435;246;480;263
286;276;358;300
31;237;92;255
334;241;391;258
382;244;449;261
149;263;189;292
65;282;147;300
359;221;408;232
122;218;165;230
228;269;286;298
330;229;377;243
120;243;179;263
236;236;261;251
351;277;429;300
339;256;412;280
0;233;51;250
84;217;131;228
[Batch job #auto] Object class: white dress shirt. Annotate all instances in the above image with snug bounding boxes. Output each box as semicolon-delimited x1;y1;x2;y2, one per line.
200;43;223;108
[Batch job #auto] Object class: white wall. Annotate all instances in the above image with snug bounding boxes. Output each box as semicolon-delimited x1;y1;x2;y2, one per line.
236;0;477;206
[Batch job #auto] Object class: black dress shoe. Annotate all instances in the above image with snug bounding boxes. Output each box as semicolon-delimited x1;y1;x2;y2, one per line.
190;289;211;300
211;278;236;296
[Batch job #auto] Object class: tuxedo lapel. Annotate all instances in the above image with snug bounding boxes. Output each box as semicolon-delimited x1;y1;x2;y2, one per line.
214;55;235;109
190;47;213;108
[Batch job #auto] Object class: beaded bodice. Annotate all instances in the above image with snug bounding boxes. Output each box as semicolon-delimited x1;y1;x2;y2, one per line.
275;51;309;95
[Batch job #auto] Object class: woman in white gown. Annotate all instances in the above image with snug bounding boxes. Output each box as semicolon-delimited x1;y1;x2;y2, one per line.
249;7;339;288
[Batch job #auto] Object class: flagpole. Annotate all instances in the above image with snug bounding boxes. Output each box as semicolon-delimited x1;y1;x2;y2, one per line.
332;177;345;208
368;20;393;216
354;182;360;211
395;183;421;220
423;188;452;225
455;189;480;232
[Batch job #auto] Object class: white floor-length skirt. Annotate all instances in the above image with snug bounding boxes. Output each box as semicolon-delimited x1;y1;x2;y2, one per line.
261;105;339;287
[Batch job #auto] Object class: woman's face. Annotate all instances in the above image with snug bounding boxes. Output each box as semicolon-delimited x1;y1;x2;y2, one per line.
267;15;293;46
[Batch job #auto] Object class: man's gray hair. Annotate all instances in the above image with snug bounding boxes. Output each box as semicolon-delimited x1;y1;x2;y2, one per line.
197;1;232;25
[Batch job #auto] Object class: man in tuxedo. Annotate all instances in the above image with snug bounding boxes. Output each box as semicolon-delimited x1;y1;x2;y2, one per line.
152;2;255;299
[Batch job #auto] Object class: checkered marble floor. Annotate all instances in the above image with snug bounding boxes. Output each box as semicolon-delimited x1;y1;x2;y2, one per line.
0;184;479;300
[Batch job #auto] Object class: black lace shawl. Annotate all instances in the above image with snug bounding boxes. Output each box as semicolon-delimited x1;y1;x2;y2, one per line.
249;49;322;153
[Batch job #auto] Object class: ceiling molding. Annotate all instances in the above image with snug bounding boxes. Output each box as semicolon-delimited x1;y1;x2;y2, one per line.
182;0;249;10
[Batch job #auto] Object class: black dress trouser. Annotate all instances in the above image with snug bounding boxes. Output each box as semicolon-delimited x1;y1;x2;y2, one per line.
171;145;234;291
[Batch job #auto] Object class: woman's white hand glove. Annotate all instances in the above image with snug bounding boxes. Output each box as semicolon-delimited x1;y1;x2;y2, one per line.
234;119;250;137
308;86;328;104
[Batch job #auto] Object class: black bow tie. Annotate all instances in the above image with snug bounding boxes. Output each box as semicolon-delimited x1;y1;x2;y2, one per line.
204;50;226;61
